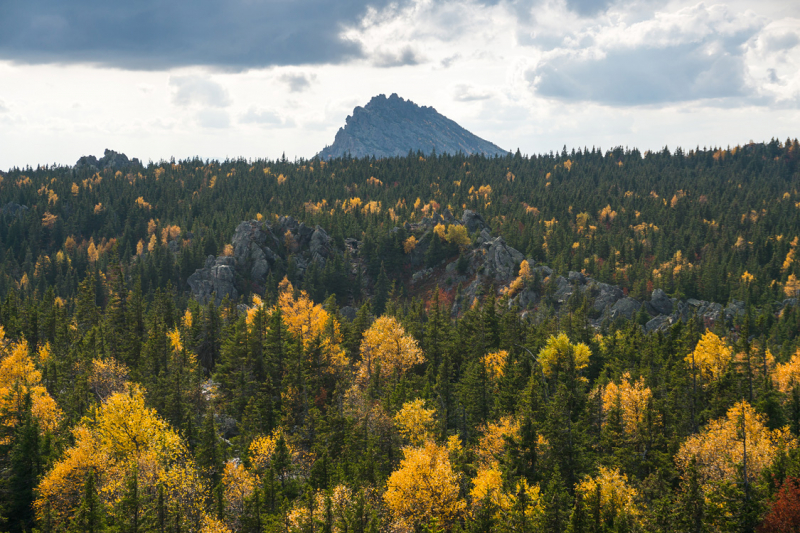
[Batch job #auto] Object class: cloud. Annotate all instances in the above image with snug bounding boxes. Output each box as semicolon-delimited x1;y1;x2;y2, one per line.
279;73;317;93
169;76;231;108
526;4;764;105
454;84;492;101
0;99;7;113
240;107;296;128
0;0;414;70
373;46;423;67
196;109;230;129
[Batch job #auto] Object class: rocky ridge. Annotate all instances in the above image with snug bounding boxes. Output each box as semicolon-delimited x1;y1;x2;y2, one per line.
318;93;509;159
187;212;789;332
75;149;142;172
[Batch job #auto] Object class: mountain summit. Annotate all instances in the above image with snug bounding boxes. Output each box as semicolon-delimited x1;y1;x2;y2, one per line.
318;93;509;159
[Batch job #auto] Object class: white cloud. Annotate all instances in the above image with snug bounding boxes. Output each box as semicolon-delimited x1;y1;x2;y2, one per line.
196;109;230;129
240;107;296;128
278;72;317;93
169;75;232;108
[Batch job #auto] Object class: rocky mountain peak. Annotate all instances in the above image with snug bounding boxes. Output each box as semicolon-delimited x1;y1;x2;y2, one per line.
318;94;509;159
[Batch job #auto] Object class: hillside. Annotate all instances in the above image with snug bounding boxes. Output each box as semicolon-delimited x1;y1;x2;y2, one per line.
2;141;800;532
318;93;509;159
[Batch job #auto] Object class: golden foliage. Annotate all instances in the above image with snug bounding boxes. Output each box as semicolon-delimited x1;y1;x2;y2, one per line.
598;204;617;223
135;196;152;209
71;182;80;195
482;350;508;381
147;234;158;253
36;385;205;524
0;338;63;443
433;223;446;240
444;224;471;248
361;200;381;215
276;173;287;185
200;515;233;533
90;358;129;401
359;316;424;383
394;399;436;445
600;372;652;439
249;428;296;471
773;350;800;394
222;461;256;530
87;239;99;263
470;465;542;523
477;416;520;467
538;333;590;378
785;274;800;297
576;467;639;520
385;440;466;530
685;331;732;381
403;235;417;254
41;212;58;229
366;176;383;186
278;278;347;373
675;401;796;490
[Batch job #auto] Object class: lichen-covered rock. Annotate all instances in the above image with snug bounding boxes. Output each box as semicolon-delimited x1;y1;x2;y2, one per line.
610;297;641;320
482;236;523;281
187;255;238;305
231;220;279;285
462;210;488;233
593;283;624;312
649;288;673;315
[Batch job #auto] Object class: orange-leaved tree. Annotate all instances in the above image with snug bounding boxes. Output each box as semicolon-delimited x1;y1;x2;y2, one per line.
35;384;207;528
384;439;465;530
0;331;62;444
675;401;796;491
685;331;732;382
358;316;424;386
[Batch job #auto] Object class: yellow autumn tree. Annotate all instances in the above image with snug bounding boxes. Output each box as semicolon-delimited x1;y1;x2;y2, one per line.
445;224;471;248
685;331;732;381
0;335;63;443
476;416;520;467
221;460;257;531
359;316;424;384
403;235;417;254
773;349;800;394
249;427;296;472
537;333;591;378
482;350;508;383
600;372;653;440
470;465;543;524
575;467;640;523
675;401;796;491
785;274;800;297
385;440;466;530
394;399;437;445
278;278;347;373
35;384;206;526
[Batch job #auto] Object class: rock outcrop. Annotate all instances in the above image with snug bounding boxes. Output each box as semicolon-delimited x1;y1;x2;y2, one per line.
187;256;238;305
318;93;509;159
75;149;141;172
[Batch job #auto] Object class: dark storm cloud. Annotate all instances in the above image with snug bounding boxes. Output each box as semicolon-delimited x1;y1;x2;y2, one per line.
0;0;406;69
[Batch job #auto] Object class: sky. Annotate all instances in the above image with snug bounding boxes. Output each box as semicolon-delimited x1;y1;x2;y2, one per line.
0;0;798;170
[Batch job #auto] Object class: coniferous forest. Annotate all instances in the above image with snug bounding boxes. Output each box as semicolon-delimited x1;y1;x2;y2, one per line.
2;140;800;532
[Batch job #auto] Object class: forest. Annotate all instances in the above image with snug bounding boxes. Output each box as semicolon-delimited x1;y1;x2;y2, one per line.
1;139;800;532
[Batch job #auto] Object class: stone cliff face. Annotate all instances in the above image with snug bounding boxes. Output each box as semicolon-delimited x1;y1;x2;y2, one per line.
318;93;509;159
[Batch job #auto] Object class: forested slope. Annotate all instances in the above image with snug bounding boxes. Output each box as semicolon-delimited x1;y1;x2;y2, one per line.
1;139;800;532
